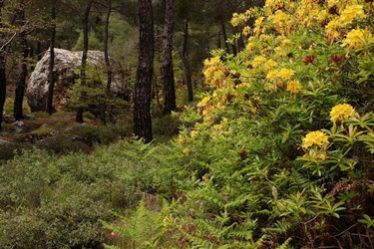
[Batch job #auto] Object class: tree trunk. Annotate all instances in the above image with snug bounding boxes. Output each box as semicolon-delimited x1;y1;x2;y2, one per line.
0;0;6;130
236;28;245;51
104;0;112;92
0;52;5;130
133;0;154;142
161;0;176;115
217;30;222;49
101;0;113;125
219;17;230;54
13;1;28;121
46;0;56;115
76;0;93;123
29;43;34;71
182;19;193;102
36;41;41;60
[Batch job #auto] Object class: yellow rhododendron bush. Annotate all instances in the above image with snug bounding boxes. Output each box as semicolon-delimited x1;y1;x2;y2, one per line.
170;1;374;248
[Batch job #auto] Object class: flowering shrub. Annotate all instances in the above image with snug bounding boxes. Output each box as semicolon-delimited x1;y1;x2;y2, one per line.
169;0;374;248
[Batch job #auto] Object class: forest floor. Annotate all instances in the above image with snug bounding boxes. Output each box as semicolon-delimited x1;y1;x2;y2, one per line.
0;111;134;160
0;108;180;161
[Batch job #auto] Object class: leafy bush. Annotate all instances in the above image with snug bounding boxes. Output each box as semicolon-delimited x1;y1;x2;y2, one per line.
37;135;85;155
0;139;172;248
66;124;131;147
0;142;30;161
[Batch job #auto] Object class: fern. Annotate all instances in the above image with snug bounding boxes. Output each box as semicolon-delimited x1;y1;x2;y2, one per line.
277;238;292;249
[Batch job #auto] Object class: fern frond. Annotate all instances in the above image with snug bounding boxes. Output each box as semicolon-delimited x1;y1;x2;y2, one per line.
277;237;292;249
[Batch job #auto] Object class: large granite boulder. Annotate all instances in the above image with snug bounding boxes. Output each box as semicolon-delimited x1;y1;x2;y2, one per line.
27;48;128;112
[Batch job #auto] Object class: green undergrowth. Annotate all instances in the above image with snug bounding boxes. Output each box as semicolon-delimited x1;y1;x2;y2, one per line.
0;139;174;248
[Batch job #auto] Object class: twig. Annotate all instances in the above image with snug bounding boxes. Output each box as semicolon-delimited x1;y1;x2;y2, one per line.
0;32;17;51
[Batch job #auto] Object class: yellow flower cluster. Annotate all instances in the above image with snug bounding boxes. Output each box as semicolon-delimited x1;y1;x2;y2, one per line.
183;148;190;157
286;80;302;94
254;17;265;36
252;55;267;68
269;10;294;35
302;131;329;149
330;103;356;122
341;28;373;49
242;26;251;36
324;5;366;41
190;130;198;141
265;0;286;10
231;12;250;27
203;57;227;87
264;59;278;71
197;96;211;108
266;68;295;81
340;5;366;25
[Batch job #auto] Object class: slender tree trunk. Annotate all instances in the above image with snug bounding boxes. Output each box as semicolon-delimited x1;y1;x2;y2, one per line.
101;0;113;125
217;31;222;49
14;1;28;120
104;0;112;92
36;41;41;60
236;28;245;51
133;0;154;142
29;44;35;71
46;0;56;115
219;17;230;54
182;19;193;102
0;52;5;130
0;0;6;130
76;0;93;123
161;0;176;115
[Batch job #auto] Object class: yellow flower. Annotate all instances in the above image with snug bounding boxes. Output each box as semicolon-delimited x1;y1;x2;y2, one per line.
330;103;356;122
270;10;289;24
266;70;278;81
274;46;287;57
197;96;211;108
341;28;373;49
278;68;295;80
286;80;302;94
264;59;278;71
190;130;198;141
252;55;267;67
177;134;185;145
254;17;265;36
242;26;251;36
183;148;190;157
302;131;329;149
339;5;365;25
204;56;221;66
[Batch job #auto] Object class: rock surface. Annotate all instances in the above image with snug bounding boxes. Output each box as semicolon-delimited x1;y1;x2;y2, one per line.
27;48;128;112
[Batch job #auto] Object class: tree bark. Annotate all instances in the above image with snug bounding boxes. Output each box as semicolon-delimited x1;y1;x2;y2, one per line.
100;0;113;125
217;30;222;49
13;0;28;121
36;40;41;60
161;0;176;115
0;0;6;130
46;0;56;115
219;17;230;54
133;0;154;142
104;0;112;92
182;19;193;102
0;52;5;130
76;0;93;123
